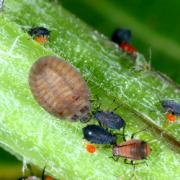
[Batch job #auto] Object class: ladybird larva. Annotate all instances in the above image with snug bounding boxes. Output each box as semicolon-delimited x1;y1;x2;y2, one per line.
29;56;91;121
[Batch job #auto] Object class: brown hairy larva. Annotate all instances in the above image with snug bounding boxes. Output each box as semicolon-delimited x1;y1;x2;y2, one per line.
29;56;91;122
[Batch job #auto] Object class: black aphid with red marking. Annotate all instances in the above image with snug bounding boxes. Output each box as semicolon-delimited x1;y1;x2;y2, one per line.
94;111;125;131
112;129;151;165
83;124;117;145
161;100;180;116
28;27;50;43
112;28;131;44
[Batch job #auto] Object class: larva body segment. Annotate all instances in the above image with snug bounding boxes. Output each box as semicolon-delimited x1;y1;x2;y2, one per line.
29;56;90;121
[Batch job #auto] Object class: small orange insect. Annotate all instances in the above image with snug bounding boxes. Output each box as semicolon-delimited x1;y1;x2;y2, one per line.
86;144;96;154
29;56;91;122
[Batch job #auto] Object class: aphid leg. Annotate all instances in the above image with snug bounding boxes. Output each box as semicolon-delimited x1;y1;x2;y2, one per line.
113;125;126;140
112;105;121;112
145;161;149;167
124;159;146;167
124;159;131;165
131;161;136;170
91;96;102;114
166;108;174;114
131;128;147;139
97;121;103;128
132;161;147;165
109;156;119;161
111;99;121;111
113;132;127;141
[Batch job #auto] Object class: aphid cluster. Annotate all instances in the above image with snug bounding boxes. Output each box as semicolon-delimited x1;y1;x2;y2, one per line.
112;28;151;71
83;122;150;165
29;55;150;164
82;106;150;165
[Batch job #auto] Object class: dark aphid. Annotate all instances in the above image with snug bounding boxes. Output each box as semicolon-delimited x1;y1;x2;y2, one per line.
112;139;150;161
28;27;50;38
83;125;117;145
112;28;131;45
161;100;180;116
28;27;50;43
29;56;91;122
94;111;125;130
112;129;151;165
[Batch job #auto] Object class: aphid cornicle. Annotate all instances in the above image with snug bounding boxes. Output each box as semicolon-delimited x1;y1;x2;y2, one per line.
161;100;180;116
29;56;91;122
94;111;125;130
83;125;117;145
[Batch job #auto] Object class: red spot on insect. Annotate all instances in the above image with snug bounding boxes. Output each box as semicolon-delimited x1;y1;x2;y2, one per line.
166;113;176;122
86;144;96;153
34;36;48;43
119;42;136;54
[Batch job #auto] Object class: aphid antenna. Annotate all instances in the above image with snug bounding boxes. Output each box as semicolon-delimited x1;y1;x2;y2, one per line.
112;104;121;112
145;160;149;167
124;159;147;166
91;96;102;114
131;128;148;139
106;99;121;112
114;125;126;141
148;47;152;67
